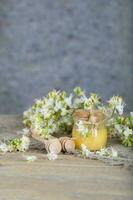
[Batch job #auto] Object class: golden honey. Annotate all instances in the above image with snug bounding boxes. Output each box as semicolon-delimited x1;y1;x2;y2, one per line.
72;109;108;151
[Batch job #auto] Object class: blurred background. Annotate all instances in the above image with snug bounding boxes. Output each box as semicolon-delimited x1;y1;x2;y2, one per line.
0;0;132;114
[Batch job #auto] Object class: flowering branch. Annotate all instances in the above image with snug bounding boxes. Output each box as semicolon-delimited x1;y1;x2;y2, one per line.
23;87;133;147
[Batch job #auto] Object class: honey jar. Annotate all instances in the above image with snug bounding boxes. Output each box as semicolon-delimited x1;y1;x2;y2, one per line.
72;109;107;151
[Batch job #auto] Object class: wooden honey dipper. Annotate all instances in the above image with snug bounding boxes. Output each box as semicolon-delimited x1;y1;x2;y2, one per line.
44;138;61;154
30;129;61;154
59;137;75;153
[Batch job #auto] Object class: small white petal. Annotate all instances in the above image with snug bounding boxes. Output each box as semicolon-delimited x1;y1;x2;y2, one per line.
23;155;37;162
81;144;87;152
116;104;124;115
47;152;58;160
111;148;118;158
65;94;73;107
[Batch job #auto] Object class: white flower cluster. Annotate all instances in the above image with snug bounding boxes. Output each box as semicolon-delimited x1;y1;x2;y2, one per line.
115;127;132;147
123;127;133;138
108;96;125;115
24;90;72;137
81;144;94;158
0;135;30;153
96;147;118;158
23;88;102;138
115;125;133;139
81;144;118;159
114;112;133;147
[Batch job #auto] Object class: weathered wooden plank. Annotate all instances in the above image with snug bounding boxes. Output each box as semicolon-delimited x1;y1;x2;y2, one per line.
0;152;133;200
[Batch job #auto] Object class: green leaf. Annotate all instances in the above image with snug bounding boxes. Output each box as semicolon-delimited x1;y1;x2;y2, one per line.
73;87;84;96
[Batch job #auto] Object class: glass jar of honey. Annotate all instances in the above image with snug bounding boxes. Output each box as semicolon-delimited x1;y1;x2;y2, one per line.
72;109;107;151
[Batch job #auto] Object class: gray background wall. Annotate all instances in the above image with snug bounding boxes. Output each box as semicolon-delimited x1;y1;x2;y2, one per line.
0;0;133;114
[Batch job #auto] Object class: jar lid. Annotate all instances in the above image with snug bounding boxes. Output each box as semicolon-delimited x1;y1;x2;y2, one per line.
74;109;90;120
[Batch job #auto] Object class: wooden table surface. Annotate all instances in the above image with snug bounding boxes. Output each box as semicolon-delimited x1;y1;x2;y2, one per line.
0;115;133;200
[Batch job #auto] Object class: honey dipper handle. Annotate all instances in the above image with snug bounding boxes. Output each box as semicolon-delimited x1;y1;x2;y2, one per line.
30;129;47;144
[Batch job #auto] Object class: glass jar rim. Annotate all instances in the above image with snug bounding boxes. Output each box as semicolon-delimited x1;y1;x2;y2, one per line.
73;109;105;123
73;109;90;120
